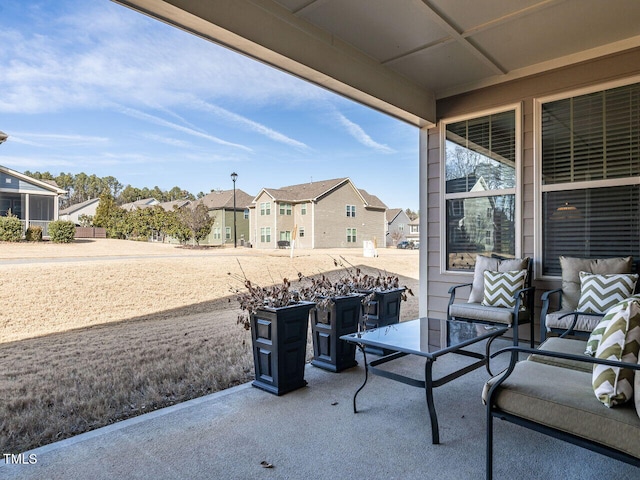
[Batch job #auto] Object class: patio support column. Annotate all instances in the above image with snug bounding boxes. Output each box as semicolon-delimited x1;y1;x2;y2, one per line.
418;126;429;317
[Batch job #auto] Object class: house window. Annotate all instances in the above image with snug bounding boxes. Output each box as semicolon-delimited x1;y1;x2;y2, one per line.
260;202;271;215
260;227;271;243
539;81;640;276
225;227;231;240
279;203;292;215
213;227;221;240
410;225;419;234
347;228;357;243
279;231;291;241
244;209;249;219
301;203;307;215
299;227;305;238
442;107;518;271
346;205;356;217
398;224;404;232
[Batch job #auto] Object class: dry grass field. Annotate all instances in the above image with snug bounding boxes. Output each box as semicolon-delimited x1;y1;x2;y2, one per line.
0;239;419;454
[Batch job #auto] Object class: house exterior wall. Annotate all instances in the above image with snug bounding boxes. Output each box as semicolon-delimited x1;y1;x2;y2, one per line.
203;208;250;246
386;210;411;246
292;202;313;249
426;48;640;322
251;192;276;249
59;202;99;224
313;182;385;249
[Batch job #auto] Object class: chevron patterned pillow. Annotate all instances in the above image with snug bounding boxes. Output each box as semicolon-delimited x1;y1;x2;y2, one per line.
593;297;640;407
481;270;527;309
577;272;638;314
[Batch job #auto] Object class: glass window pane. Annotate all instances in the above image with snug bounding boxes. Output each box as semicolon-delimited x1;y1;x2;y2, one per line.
445;110;516;192
446;195;516;271
542;186;640;276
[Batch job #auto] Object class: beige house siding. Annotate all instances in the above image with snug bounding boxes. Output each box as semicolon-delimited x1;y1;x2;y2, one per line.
251;192;277;249
293;202;313;249
426;49;640;322
313;182;384;249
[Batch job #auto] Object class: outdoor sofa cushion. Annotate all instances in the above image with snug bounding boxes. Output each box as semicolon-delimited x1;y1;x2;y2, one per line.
448;302;530;325
593;298;640;407
468;255;529;304
484;360;640;459
528;337;593;373
559;256;633;311
543;310;604;334
576;272;638;314
481;270;527;309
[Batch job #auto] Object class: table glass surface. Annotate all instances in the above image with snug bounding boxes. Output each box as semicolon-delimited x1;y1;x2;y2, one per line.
340;317;506;358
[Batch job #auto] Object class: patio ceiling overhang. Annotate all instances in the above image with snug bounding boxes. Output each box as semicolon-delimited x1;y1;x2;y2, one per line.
112;0;640;129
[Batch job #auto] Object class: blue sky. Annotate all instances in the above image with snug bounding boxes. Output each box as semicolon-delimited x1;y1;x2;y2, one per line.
0;1;419;209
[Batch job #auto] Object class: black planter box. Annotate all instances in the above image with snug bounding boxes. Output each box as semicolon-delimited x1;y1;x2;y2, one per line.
361;288;405;355
250;302;315;395
310;295;364;372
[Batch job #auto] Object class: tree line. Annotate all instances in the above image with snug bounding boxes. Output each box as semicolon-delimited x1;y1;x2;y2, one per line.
91;192;214;245
24;170;206;209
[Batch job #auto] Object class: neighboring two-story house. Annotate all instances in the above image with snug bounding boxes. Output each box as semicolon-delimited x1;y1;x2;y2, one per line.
385;208;411;247
198;189;253;246
249;178;386;249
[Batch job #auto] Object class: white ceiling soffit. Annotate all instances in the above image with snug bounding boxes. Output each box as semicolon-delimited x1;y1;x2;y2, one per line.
113;0;640;127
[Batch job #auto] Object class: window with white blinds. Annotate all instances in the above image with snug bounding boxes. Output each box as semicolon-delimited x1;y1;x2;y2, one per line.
442;108;518;271
541;82;640;276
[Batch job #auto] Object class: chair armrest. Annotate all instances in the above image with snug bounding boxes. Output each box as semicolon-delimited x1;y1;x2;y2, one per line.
447;282;473;320
447;282;473;295
491;345;640;371
540;288;563;341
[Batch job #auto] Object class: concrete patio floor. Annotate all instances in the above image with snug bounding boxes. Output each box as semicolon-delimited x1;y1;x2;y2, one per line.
2;342;637;480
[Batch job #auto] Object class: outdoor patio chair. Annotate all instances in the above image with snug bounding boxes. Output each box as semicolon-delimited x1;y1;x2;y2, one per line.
447;255;535;348
540;256;638;342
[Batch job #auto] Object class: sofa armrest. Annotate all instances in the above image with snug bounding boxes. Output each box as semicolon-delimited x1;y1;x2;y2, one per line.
447;282;472;319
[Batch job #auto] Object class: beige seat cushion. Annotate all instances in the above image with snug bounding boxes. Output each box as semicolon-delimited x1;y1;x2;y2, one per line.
544;310;604;334
484;360;640;459
528;337;592;373
449;302;530;325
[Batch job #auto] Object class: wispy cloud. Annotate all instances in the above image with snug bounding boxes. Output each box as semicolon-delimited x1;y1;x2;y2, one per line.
0;2;328;115
193;100;309;149
335;113;395;153
138;133;193;148
118;107;253;152
8;133;109;148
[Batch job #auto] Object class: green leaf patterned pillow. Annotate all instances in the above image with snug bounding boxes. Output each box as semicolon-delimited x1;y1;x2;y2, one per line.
577;272;638;314
592;298;640;407
481;270;527;309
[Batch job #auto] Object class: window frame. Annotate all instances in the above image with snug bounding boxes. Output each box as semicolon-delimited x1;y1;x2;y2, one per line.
301;203;307;215
260;202;271;216
439;103;522;275
534;75;640;279
346;205;356;217
346;227;357;243
260;227;271;243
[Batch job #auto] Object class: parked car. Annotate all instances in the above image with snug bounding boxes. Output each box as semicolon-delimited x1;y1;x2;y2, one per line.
397;241;418;249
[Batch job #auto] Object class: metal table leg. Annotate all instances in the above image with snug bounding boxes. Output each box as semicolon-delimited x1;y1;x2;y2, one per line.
424;359;440;444
353;344;368;413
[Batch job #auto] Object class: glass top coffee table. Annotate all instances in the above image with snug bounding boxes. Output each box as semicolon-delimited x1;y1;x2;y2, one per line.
340;317;508;444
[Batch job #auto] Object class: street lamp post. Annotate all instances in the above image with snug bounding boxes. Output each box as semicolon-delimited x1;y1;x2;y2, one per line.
231;172;238;248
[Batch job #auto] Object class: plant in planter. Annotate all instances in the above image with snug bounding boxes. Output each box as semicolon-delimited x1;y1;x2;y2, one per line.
332;257;414;355
298;274;367;373
233;271;315;396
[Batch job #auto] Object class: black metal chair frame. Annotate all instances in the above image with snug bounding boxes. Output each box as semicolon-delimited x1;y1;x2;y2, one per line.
540;260;640;342
447;259;535;348
486;346;640;479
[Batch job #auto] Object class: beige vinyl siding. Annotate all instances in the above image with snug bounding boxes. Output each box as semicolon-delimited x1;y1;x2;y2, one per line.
252;192;276;249
313;183;385;248
293;202;313;249
427;48;640;322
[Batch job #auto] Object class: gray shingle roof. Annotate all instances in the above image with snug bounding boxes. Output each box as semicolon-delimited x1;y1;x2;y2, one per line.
59;197;100;215
198;189;254;210
386;208;403;223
